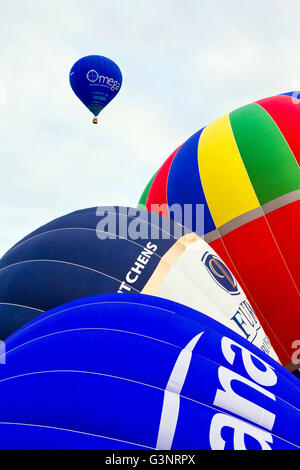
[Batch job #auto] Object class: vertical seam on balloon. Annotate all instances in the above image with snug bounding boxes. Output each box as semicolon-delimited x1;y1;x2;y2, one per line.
156;332;204;450
197;116;273;357
198;113;260;228
225;106;297;361
256;98;300;169
195;127;216;233
252;102;300;298
226;107;288;350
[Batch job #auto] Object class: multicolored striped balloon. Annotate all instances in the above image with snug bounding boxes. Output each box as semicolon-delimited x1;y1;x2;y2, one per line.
138;93;300;370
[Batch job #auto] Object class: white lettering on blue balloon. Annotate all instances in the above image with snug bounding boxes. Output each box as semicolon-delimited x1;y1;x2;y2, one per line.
209;336;278;449
210;413;273;450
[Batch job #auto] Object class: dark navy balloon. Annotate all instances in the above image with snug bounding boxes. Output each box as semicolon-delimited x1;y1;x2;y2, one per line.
0;206;189;339
69;55;122;122
0;304;44;341
1;293;300;450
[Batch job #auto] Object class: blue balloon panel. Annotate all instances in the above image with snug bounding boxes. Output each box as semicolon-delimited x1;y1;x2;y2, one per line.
1;293;299;450
167;128;217;236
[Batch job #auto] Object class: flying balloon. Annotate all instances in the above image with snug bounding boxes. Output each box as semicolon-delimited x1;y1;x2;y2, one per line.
138;93;300;371
0;293;299;450
69;55;122;124
0;206;276;359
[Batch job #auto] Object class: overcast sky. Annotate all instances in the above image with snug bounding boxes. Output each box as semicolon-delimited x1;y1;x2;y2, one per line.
0;0;299;256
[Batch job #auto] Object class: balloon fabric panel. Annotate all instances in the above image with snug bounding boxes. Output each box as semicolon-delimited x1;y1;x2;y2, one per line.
197;114;260;229
1;293;300;450
256;95;300;166
167;129;216;236
210;213;300;365
229;102;300;205
138;171;158;209
145;146;182;217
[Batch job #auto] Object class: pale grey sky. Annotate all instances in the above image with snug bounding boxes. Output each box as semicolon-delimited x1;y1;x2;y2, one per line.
1;0;300;256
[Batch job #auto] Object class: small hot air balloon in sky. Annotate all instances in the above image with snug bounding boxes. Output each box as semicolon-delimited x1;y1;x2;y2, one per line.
138;92;300;372
69;55;122;124
0;206;276;359
0;293;299;450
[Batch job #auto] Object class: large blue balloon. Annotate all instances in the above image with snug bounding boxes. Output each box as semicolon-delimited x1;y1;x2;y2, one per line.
69;55;122;121
1;293;299;450
280;90;300;99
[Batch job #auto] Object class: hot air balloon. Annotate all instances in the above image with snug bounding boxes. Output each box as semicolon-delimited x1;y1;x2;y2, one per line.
0;293;299;450
281;90;300;100
69;55;122;124
0;206;276;359
138;93;300;372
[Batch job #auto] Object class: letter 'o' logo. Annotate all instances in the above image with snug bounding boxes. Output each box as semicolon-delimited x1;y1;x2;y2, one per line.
86;70;99;82
202;252;239;295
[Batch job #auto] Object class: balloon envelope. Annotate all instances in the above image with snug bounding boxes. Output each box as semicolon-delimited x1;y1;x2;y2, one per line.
0;206;276;359
139;93;300;369
69;55;122;117
1;293;299;450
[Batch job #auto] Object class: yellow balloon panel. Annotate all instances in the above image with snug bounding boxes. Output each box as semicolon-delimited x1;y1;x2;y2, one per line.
198;113;260;228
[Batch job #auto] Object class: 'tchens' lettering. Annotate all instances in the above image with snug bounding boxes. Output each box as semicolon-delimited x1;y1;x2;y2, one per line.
118;243;157;292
